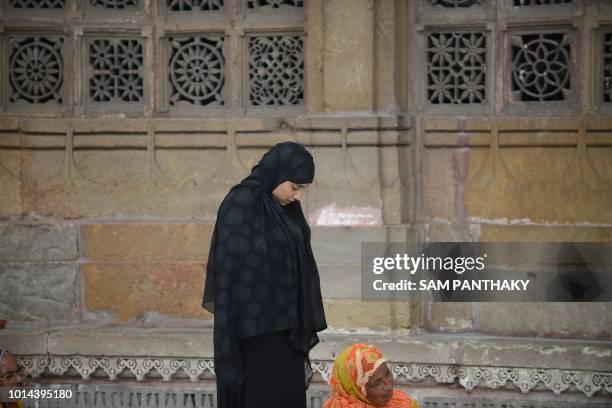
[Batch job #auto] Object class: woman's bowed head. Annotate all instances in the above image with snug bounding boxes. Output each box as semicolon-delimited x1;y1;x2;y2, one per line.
324;344;419;408
272;180;309;206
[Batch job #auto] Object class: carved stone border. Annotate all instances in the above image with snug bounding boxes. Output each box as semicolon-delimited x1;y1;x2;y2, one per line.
16;355;612;398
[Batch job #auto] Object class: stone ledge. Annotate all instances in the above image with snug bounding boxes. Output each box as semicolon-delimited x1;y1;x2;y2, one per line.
0;115;413;135
1;327;610;372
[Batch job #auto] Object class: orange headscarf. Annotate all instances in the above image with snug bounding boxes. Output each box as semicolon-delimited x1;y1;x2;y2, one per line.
323;344;419;408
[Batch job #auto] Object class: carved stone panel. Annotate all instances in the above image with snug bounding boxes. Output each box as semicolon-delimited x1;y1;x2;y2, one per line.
8;36;64;105
426;32;487;104
167;0;224;12
8;0;65;8
428;0;483;7
510;33;571;102
89;0;140;9
167;36;226;107
603;32;612;104
248;35;304;106
247;0;303;9
87;38;145;104
512;0;572;5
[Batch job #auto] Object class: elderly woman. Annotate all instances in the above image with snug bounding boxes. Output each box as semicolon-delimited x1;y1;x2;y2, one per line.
203;142;327;408
323;344;419;408
0;350;25;408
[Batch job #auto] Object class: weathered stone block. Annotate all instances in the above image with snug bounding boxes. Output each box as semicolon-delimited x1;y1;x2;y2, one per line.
479;303;612;340
0;328;48;355
48;327;213;357
480;225;612;242
0;149;21;217
82;224;214;262
425;223;480;242
0;262;77;323
20;148;231;219
318;264;361;299
427;302;474;332
83;263;211;322
323;299;412;329
465;146;612;224
0;224;78;261
307;147;383;225
321;334;612;371
423;148;462;221
323;0;374;111
373;0;397;113
311;226;386;265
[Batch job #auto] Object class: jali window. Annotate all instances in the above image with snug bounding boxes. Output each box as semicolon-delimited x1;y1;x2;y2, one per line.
510;33;571;102
426;32;487;104
9;36;64;105
603;32;612;104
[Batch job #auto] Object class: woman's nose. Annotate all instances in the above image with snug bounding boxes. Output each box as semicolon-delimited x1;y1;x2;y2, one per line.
295;189;303;201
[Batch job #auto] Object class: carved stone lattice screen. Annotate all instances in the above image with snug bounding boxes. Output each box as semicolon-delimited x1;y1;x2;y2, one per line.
247;0;303;9
8;0;65;8
3;0;304;114
8;36;64;104
512;0;572;5
167;0;224;12
418;0;596;113
248;35;304;106
426;32;487;104
167;36;225;107
510;33;571;102
428;0;483;7
604;32;612;104
90;0;140;9
88;39;145;103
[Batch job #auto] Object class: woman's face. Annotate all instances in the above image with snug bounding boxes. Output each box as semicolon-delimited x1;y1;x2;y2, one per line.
365;363;394;407
272;181;308;206
0;352;25;387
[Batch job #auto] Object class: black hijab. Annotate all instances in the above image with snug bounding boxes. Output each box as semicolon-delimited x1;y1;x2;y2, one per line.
202;141;327;390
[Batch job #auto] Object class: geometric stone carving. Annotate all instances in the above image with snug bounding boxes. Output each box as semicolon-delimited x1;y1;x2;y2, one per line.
167;0;223;12
512;0;572;5
420;398;610;408
90;0;139;9
391;363;612;398
88;39;145;103
8;0;65;8
429;0;483;7
16;355;612;398
9;36;64;104
510;33;571;101
13;384;612;408
604;32;612;103
426;32;487;104
168;36;225;106
248;35;304;106
247;0;303;9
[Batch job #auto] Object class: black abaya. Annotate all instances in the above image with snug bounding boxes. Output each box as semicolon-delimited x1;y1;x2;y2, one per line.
202;142;327;406
216;331;306;408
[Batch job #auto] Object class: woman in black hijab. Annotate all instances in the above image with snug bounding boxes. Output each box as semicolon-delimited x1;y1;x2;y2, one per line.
203;141;327;408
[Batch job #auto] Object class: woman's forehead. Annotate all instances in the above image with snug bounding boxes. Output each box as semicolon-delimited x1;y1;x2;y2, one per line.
0;353;17;372
369;363;389;381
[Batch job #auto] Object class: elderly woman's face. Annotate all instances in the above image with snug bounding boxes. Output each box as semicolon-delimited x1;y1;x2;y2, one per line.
0;352;25;387
365;363;394;407
272;181;308;206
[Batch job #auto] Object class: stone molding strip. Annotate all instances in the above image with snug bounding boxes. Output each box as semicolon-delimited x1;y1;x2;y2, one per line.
16;355;612;398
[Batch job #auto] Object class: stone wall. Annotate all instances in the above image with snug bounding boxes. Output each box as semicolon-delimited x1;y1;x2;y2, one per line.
1;0;612;405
